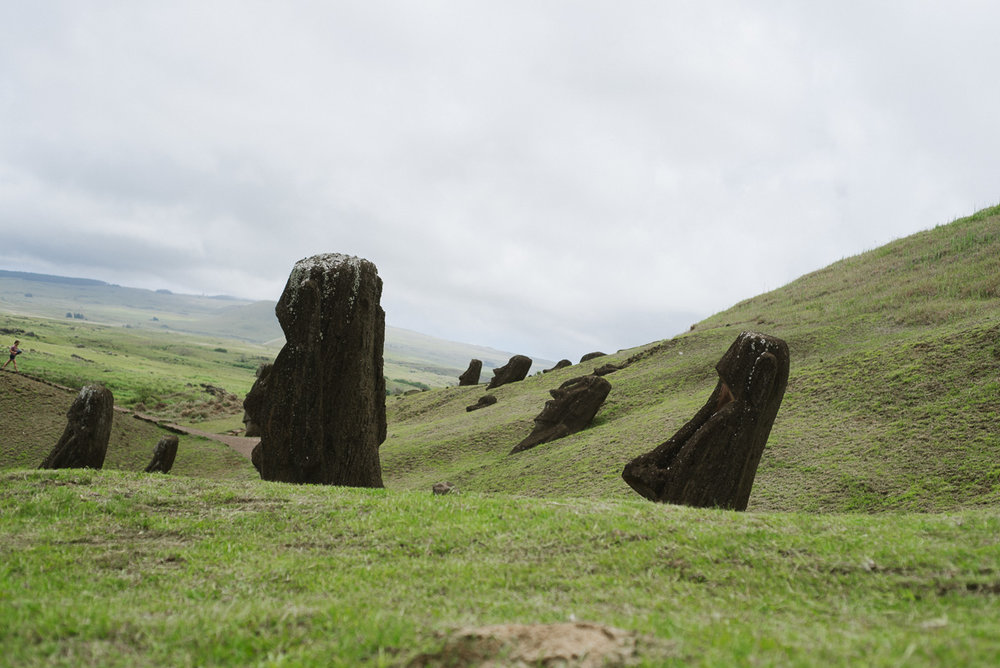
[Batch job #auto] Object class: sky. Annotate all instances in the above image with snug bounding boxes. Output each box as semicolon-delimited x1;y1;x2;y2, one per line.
1;2;998;362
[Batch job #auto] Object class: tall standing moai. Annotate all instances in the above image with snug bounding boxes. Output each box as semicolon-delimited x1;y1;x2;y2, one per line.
621;331;789;510
243;253;387;486
40;384;115;470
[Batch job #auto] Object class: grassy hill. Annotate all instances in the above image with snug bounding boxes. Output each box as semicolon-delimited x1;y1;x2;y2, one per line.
380;204;1000;513
0;370;256;480
0;271;551;392
2;206;999;665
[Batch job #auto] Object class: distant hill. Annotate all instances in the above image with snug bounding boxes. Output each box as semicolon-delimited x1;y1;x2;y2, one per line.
380;204;1000;512
0;270;552;388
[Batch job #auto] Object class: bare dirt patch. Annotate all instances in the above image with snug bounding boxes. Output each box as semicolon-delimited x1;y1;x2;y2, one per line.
407;622;672;667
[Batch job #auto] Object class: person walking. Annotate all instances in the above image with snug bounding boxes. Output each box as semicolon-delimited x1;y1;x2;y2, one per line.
2;340;22;372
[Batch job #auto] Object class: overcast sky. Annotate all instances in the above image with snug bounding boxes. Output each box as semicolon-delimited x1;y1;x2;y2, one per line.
1;2;998;361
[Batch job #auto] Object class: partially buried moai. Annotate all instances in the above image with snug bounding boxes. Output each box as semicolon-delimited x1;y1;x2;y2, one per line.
40;384;115;470
511;374;611;454
144;435;179;474
621;331;789;510
243;253;386;486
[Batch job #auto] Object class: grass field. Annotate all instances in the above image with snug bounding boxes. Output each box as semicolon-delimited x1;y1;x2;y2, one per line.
381;205;1000;513
2;469;998;666
2;206;999;665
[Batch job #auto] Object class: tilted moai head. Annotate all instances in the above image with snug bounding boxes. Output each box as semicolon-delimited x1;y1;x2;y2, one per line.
511;374;611;454
621;331;789;510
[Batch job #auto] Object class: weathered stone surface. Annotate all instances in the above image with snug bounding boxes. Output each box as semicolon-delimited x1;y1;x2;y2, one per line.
432;481;456;495
486;354;533;389
40;384;114;470
511;374;611;454
144;435;179;473
593;363;622;376
579;351;606;363
250;442;262;473
243;253;386;486
543;359;572;373
466;394;498;412
242;362;272;438
621;331;789;510
458;359;482;386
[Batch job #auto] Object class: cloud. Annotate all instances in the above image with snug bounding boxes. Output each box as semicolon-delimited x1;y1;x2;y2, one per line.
1;2;998;361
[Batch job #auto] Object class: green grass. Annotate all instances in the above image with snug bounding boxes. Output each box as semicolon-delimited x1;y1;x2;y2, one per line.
381;205;1000;513
0;312;269;410
3;207;1000;665
1;469;998;666
0;371;256;481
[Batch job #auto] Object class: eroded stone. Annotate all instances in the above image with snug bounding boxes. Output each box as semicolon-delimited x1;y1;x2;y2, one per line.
243;253;386;486
621;331;789;510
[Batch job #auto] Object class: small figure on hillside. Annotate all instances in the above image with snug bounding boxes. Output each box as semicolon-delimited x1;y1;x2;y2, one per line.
1;340;22;372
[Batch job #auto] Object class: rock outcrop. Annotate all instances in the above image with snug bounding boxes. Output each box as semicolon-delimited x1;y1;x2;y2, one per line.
621;331;789;510
40;384;114;470
466;394;498;412
486;355;533;390
543;360;572;373
511;374;612;454
243;253;386;487
458;359;482;386
144;435;179;473
579;351;606;363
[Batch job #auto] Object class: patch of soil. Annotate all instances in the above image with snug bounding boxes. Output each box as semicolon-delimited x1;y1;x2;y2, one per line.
407;622;668;667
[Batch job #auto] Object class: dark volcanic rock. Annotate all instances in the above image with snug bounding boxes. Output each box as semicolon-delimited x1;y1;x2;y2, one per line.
593;363;622;376
543;360;572;373
621;331;789;511
40;384;114;470
511;374;612;454
242;362;272;438
144;435;179;473
466;394;498;412
242;253;386;487
486;355;533;390
458;359;483;386
579;352;607;363
432;481;456;495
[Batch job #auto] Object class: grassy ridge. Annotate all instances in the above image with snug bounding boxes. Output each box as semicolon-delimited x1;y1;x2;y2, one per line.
382;205;1000;512
2;469;998;666
0;371;256;480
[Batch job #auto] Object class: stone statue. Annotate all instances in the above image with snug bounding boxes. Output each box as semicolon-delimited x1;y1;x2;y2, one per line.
511;374;611;454
40;384;114;470
621;331;789;510
243;253;386;487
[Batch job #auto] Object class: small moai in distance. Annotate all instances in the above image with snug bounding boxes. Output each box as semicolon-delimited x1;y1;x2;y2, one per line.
243;253;386;487
40;384;115;470
621;331;789;511
458;359;482;386
144;435;179;473
466;394;498;412
543;360;572;373
511;374;611;454
579;352;606;363
486;354;533;390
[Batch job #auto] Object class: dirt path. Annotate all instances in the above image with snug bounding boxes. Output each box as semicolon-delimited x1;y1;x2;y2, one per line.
131;412;258;459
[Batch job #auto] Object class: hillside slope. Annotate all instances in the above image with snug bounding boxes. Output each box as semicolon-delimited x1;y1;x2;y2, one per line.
381;205;1000;512
0;370;256;480
0;272;551;388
